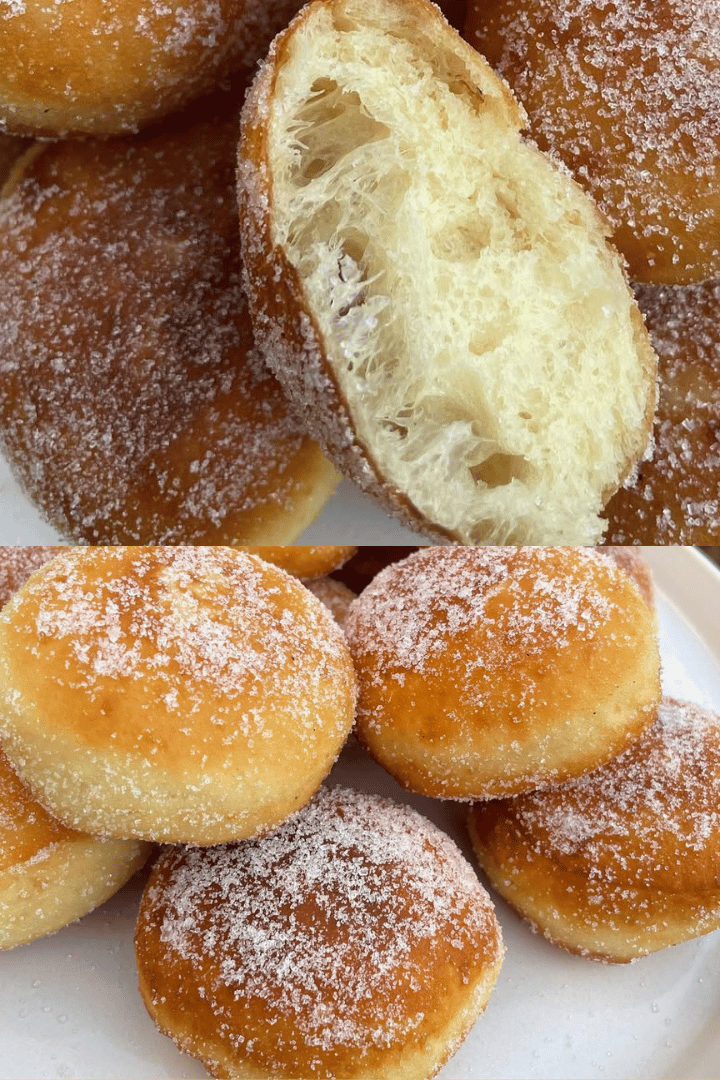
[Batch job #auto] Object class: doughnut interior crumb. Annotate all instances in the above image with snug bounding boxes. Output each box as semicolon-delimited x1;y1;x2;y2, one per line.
241;0;657;545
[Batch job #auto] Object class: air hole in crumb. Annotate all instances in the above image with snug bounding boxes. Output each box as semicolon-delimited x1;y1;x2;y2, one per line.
383;420;408;439
471;453;529;488
289;86;390;187
431;217;490;262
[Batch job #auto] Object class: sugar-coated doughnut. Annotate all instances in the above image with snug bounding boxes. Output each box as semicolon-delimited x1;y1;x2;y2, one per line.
0;547;357;844
238;0;657;547
238;545;357;580
603;280;720;545
135;785;504;1080
306;577;356;629
597;548;655;611
0;750;150;950
469;699;720;963
0;0;308;137
0;546;66;608
465;0;720;285
0;121;337;545
345;547;660;800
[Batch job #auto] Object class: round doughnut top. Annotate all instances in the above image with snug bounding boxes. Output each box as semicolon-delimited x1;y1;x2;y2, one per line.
466;0;720;283
0;749;80;873
0;546;351;769
0;0;307;136
502;699;720;894
347;546;645;692
604;279;720;544
0;546;65;608
136;785;502;1076
0;122;334;545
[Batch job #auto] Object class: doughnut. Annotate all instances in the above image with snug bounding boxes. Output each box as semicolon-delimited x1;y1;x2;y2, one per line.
0;749;150;950
135;785;504;1079
603;280;720;545
238;545;357;580
345;546;660;800
468;699;720;963
464;0;720;285
0;0;308;137
0;120;338;545
238;0;657;547
0;546;66;607
596;548;655;610
0;546;357;844
306;577;356;629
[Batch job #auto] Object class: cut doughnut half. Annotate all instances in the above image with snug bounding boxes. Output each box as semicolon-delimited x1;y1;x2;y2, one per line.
238;0;657;544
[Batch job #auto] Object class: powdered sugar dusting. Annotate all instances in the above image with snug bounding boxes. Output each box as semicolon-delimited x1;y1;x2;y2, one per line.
469;0;720;278
9;547;350;723
517;699;720;867
0;124;318;544
140;786;501;1066
604;279;720;544
346;546;623;682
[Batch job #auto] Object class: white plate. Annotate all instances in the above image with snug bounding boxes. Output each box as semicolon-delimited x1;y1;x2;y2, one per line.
0;547;719;1080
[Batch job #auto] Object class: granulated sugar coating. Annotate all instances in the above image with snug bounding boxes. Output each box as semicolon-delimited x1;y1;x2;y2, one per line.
135;785;504;1079
465;0;720;284
0;0;308;136
0;547;357;844
604;279;720;545
346;547;660;799
0;748;151;951
0;121;337;545
469;699;720;962
0;546;65;607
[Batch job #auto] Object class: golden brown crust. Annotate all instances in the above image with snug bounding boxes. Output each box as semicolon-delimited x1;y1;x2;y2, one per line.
0;750;151;950
0;0;309;137
0;547;357;844
238;545;357;580
464;0;720;285
135;786;504;1079
596;547;655;609
345;547;660;800
0;120;337;545
469;698;720;963
603;279;720;545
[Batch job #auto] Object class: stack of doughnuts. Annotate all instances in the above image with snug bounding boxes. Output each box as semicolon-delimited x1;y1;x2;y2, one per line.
2;544;720;1078
0;543;507;1079
0;0;716;542
340;545;720;969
